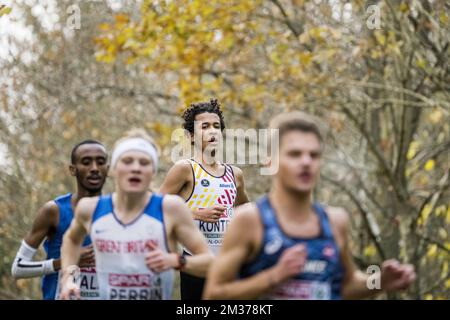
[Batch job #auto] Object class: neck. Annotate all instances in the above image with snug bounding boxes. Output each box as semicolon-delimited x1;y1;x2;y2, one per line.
194;148;219;167
114;189;150;215
73;185;102;207
269;179;313;219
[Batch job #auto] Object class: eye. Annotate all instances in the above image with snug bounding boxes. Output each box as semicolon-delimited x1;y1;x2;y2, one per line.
81;159;91;165
311;152;321;159
139;158;151;166
121;157;133;164
97;158;106;165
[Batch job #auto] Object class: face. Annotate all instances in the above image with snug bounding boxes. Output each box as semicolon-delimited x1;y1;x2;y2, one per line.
191;112;223;151
70;144;108;194
276;130;322;194
113;150;154;194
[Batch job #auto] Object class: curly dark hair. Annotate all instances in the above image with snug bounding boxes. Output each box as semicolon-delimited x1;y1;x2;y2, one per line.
182;98;225;134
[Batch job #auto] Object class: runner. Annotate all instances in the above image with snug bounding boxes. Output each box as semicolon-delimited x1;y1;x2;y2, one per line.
60;129;213;300
204;112;416;299
11;140;108;300
159;99;249;300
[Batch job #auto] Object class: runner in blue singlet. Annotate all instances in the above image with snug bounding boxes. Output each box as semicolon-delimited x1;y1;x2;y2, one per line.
204;111;416;300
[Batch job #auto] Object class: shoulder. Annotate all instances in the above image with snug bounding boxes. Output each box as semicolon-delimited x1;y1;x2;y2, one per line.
229;165;244;182
41;200;60;216
324;205;351;238
167;159;194;177
36;200;60;225
75;196;100;220
162;194;187;212
233;202;260;227
173;159;193;171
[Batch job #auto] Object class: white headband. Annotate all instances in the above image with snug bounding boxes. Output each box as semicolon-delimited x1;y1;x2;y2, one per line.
111;138;159;171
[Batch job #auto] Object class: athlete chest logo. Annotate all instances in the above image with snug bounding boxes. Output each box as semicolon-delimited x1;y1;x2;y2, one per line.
201;179;210;187
322;245;336;258
264;235;283;255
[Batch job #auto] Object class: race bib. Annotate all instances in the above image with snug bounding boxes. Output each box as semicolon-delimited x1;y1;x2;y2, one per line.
55;267;99;300
269;280;331;300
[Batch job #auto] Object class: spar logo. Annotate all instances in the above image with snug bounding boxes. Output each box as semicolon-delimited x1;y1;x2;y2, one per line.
109;274;151;287
201;179;210;187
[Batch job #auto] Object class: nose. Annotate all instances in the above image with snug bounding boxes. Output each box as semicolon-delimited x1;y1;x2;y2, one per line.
130;160;142;172
301;154;313;166
90;161;99;173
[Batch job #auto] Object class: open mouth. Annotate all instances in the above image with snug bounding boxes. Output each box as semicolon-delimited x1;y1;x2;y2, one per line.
298;172;312;181
128;177;142;184
208;136;218;143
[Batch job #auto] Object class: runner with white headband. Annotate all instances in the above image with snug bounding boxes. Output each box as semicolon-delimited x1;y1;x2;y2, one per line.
59;128;213;300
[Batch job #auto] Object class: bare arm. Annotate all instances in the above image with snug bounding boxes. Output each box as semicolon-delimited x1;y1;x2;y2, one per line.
231;166;250;206
204;203;306;299
145;195;213;277
159;160;192;197
166;195;213;277
11;201;60;277
60;197;97;299
328;207;416;299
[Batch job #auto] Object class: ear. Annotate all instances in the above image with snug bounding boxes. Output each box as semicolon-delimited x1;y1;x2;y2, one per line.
69;164;77;176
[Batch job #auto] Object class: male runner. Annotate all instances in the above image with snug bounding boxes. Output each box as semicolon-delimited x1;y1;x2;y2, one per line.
204;112;416;299
60;129;213;300
159;99;249;300
11;140;108;299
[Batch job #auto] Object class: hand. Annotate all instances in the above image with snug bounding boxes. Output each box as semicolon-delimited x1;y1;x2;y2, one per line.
59;266;81;300
269;244;307;285
194;205;227;223
78;244;95;268
381;259;416;292
145;242;178;273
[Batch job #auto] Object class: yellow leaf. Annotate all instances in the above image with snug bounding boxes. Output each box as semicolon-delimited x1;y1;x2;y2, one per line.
407;141;419;160
421;204;432;224
424;159;435;171
429;109;443;124
416;59;427;69
445;279;450;289
374;31;386;46
0;5;12;17
440;13;449;25
424;294;433;300
98;23;110;32
426;244;437;258
446;206;450;224
441;261;448;279
115;14;130;25
435;205;446;217
299;52;312;66
363;244;377;257
399;2;409;13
